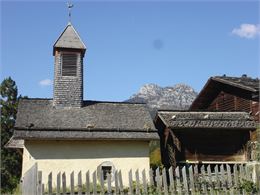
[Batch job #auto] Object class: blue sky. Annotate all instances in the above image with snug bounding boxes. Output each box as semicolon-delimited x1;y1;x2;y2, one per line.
1;1;260;101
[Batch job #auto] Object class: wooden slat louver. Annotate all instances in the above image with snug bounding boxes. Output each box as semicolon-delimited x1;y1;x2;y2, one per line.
62;53;77;76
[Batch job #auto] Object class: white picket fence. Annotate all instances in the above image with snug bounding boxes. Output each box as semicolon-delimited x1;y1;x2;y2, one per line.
22;163;260;195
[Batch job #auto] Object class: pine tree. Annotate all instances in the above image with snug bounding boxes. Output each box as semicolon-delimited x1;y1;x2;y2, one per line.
1;77;22;193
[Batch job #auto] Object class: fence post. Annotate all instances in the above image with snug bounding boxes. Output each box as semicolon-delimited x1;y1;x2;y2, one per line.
194;164;199;191
78;171;82;195
207;165;214;195
175;166;182;195
227;164;234;195
41;184;44;195
37;171;43;195
70;171;74;195
118;170;124;194
107;173;112;195
57;172;61;195
239;164;245;182
114;170;119;195
48;172;52;195
135;169;140;195
93;171;97;195
214;165;220;194
100;170;105;195
233;164;239;191
182;166;189;195
86;171;90;195
22;163;38;195
220;164;227;194
168;166;175;195
156;167;162;195
200;165;207;194
162;168;168;195
239;164;246;195
142;169;148;195
128;169;133;195
62;172;66;195
189;166;195;195
245;164;251;180
149;168;154;186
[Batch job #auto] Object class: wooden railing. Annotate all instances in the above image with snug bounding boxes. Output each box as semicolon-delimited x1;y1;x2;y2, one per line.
23;163;260;195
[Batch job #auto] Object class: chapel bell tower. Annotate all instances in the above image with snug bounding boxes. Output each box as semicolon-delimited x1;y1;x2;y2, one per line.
53;22;86;108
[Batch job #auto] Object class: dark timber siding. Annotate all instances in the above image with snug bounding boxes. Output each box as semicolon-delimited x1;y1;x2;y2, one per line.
208;91;259;122
174;129;250;162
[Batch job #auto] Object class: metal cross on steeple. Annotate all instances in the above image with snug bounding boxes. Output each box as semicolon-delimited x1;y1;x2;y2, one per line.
67;1;74;23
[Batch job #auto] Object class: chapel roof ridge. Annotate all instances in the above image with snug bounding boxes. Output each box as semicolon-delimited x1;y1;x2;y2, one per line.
19;98;146;105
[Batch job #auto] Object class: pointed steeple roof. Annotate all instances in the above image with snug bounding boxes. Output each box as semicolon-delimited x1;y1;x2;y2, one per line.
53;22;86;55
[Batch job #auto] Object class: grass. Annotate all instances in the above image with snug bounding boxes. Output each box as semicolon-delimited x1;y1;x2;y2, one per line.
11;184;22;195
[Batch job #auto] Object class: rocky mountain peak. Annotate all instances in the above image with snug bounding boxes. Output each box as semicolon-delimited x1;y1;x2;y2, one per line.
127;83;197;110
133;84;162;98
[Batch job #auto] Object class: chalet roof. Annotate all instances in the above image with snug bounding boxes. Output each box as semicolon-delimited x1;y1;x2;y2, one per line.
13;99;158;140
53;23;86;55
213;75;259;92
190;75;259;110
157;111;256;130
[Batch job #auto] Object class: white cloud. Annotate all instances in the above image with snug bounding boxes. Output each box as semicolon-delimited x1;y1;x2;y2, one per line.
232;24;260;39
39;79;52;86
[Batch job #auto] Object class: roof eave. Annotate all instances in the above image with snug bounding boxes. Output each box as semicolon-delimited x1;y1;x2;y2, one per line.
4;136;24;149
157;113;170;128
212;77;257;93
189;77;214;110
169;126;256;130
14;126;158;132
13;130;160;141
52;47;86;56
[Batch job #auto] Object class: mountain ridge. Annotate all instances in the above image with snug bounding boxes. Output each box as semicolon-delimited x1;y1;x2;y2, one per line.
126;83;198;110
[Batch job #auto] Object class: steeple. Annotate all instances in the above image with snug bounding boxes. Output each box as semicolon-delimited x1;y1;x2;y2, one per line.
53;23;86;108
53;23;86;56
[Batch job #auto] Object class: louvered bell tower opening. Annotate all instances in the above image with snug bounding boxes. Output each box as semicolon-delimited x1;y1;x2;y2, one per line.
61;53;78;76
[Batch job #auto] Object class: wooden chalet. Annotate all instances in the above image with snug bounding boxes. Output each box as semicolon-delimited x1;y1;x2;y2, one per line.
190;75;260;122
155;111;256;168
156;75;259;168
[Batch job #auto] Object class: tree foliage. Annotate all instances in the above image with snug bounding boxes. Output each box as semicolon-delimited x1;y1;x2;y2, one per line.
1;77;22;193
149;141;162;169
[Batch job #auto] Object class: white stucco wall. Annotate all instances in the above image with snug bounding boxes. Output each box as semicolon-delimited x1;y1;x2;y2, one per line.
22;140;150;186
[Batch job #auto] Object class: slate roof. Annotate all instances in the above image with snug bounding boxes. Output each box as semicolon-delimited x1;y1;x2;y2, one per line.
53;23;86;55
213;75;259;93
190;75;259;110
157;111;256;130
13;99;159;140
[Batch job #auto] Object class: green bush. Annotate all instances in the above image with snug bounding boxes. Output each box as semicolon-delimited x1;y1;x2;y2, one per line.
150;140;162;169
240;179;258;193
240;179;258;194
